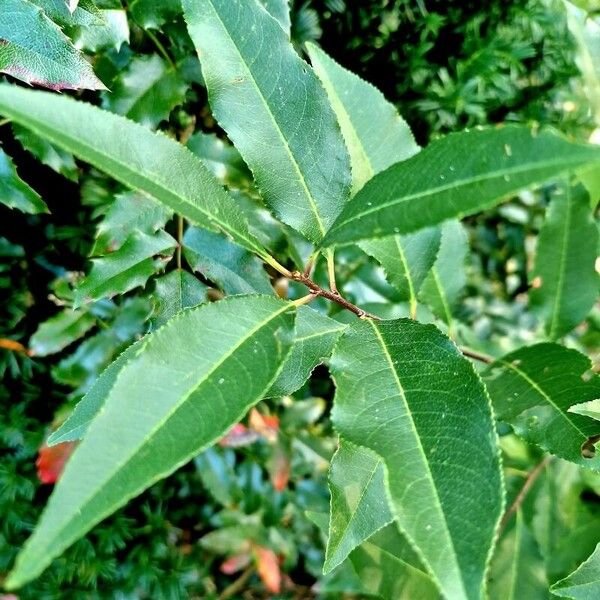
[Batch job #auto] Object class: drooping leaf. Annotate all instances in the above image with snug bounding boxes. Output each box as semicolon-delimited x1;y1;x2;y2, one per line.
183;227;273;295
0;0;105;90
72;8;129;52
5;295;295;589
183;0;351;243
488;511;548;600
93;191;172;255
150;269;209;329
267;306;345;397
419;220;468;333
34;0;104;27
530;183;599;340
322;126;600;247
30;309;96;357
331;318;503;600
306;43;419;195
74;230;176;307
552;543;600;599
102;54;187;129
0;84;270;259
484;344;600;469
47;339;147;446
259;0;291;35
324;440;394;574
0;148;48;214
129;0;182;30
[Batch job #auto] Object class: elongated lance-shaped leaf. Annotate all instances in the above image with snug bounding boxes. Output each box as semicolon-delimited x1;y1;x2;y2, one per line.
324;440;394;574
322;126;600;247
0;0;105;90
484;344;600;470
331;319;504;600
183;0;351;243
30;309;96;357
5;295;295;589
419;220;468;333
74;230;177;307
267;306;346;397
488;511;548;600
0;148;48;214
530;183;599;340
0;84;270;260
552;542;600;599
47;338;147;446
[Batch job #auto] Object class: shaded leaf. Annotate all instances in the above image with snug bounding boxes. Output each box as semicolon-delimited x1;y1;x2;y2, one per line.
30;309;96;357
0;0;105;90
530;183;599;340
484;344;600;469
324;440;394;573
183;0;351;243
195;447;238;507
331;318;503;600
0;84;269;258
129;0;182;30
183;226;272;295
5;295;295;589
0;148;48;214
322;126;600;247
73;8;129;52
552;542;600;599
75;230;176;307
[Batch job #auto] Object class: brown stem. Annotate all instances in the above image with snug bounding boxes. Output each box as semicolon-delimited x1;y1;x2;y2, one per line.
460;347;493;365
499;455;553;535
217;565;254;600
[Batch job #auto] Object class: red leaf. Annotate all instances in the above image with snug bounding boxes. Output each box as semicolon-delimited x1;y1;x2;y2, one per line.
270;443;291;492
249;408;279;442
36;441;76;484
218;423;259;447
220;552;251;575
253;545;281;594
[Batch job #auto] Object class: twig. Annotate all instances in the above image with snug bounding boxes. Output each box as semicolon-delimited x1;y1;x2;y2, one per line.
218;565;254;600
460;347;494;365
0;338;31;356
499;455;553;534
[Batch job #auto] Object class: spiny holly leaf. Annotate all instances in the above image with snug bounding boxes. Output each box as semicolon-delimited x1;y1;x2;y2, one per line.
324;440;394;574
183;227;273;295
552;542;600;599
0;85;270;259
488;511;548;600
484;344;600;470
0;0;105;90
30;309;96;356
183;0;351;243
0;148;48;214
102;54;187;129
93;191;172;256
331;318;503;600
5;295;295;589
260;0;291;35
34;0;104;27
150;270;209;329
47;339;146;446
72;8;129;52
419;220;468;333
267;306;345;397
129;0;182;30
322;126;600;247
74;230;176;307
530;183;599;340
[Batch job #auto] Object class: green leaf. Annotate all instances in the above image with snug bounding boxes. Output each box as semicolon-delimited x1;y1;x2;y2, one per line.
194;447;239;507
552;543;600;599
13;124;78;182
183;0;351;243
569;399;600;421
360;228;441;318
349;524;439;600
150;270;209;329
306;43;419;195
0;84;269;258
75;230;176;307
183;226;273;295
260;0;291;35
419;220;468;332
33;0;104;27
72;8;129;52
129;0;181;30
93;191;172;255
30;309;96;356
102;54;187;129
0;0;105;90
322;126;600;247
5;295;295;589
47;338;147;446
0;148;48;214
484;344;600;469
267;306;345;397
331;318;504;600
488;511;548;600
324;440;394;574
530;184;599;340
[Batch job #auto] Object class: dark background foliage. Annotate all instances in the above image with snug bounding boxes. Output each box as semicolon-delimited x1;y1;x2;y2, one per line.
0;0;595;597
